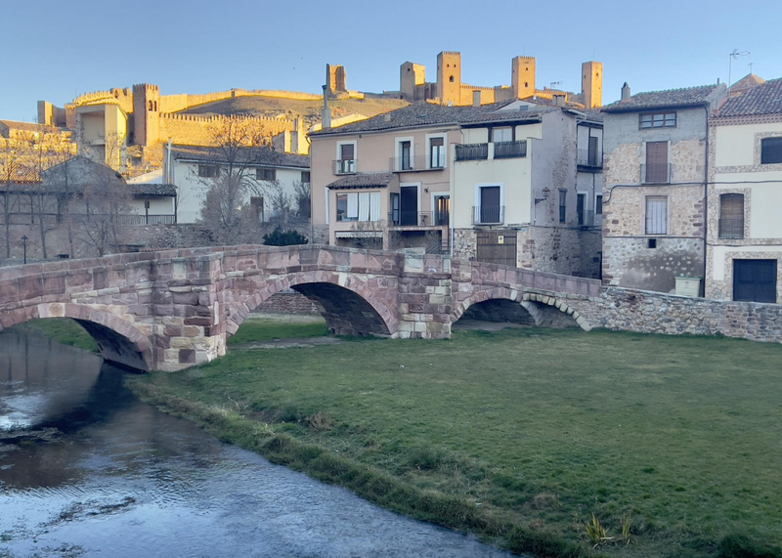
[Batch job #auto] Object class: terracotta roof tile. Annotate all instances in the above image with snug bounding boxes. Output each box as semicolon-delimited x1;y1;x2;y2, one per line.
602;84;723;113
327;172;395;189
171;145;309;168
718;78;782;117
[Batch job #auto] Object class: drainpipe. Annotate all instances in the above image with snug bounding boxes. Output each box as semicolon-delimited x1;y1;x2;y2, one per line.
702;106;709;296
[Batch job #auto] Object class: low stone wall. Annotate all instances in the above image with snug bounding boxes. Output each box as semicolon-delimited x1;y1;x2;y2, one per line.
571;287;782;343
255;290;319;315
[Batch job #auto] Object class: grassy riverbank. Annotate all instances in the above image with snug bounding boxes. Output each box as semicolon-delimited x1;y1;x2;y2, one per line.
24;318;99;352
125;320;782;558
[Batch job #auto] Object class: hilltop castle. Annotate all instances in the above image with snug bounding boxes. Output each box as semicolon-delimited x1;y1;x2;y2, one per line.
394;52;603;109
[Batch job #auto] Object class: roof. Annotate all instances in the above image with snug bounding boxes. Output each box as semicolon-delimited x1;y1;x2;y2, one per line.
731;73;766;93
326;172;395;190
171;145;309;169
0;120;58;136
129;183;177;197
602;84;722;113
717;78;782;117
310;102;552;136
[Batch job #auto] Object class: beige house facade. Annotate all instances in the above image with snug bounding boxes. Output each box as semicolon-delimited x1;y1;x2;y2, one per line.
601;83;728;293
706;78;782;303
311;101;603;278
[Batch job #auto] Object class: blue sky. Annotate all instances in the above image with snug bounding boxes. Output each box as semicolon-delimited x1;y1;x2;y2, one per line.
1;0;780;122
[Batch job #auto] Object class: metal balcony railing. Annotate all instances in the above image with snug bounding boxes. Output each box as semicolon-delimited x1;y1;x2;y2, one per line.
115;214;176;225
493;140;527;159
641;163;672;184
333;159;357;174
455;143;489;161
577;148;603;167
472;205;504;225
718;218;745;239
388;155;432;172
388;211;450;227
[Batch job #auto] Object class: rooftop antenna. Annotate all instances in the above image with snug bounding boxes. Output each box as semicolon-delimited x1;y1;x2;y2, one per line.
748;62;754;74
550;81;562;91
728;49;750;94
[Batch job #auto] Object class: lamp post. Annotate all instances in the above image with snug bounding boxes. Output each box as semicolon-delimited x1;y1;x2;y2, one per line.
728;49;750;96
21;235;28;265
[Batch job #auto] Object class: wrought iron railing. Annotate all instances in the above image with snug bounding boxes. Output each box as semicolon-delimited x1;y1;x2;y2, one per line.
577;148;603;167
493;140;527;159
718;218;745;239
333;159;357;174
641;163;672;184
388;211;450;227
472;205;504;225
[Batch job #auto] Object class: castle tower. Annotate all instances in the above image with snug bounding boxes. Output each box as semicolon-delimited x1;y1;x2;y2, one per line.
326;64;347;94
511;56;536;100
132;84;160;146
437;51;461;105
581;61;603;109
400;62;426;100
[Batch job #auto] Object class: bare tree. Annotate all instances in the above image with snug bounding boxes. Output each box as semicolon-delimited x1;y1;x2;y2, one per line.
0;145;22;257
292;180;311;218
74;166;132;256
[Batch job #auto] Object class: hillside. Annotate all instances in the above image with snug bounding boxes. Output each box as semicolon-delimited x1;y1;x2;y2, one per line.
181;95;409;124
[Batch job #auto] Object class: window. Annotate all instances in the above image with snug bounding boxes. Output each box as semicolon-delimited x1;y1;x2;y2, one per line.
644;141;669;183
250;197;264;220
640;112;676;129
429;137;445;168
733;259;777;303
645;196;668;235
400;140;412;170
719;194;744;239
335;192;381;222
559;190;567;223
595;194;603;215
198;165;219;178
257;168;276;181
337;143;356;173
577;193;586;225
761;137;782;164
478;186;502;224
492;127;512;143
301;171;311;183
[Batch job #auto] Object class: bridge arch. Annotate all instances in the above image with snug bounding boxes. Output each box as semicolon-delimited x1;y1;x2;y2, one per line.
225;271;397;338
0;303;154;371
452;288;591;331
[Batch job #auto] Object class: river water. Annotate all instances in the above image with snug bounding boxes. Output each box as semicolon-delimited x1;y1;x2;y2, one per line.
0;329;514;558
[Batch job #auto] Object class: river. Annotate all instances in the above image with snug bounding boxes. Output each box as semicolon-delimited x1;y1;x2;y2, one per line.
0;328;514;558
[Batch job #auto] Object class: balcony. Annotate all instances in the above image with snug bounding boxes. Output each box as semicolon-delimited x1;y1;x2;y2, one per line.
641;163;672;184
388;155;445;172
577;210;602;228
115;214;176;225
388;211;450;227
333;159;357;175
718;218;745;239
472;205;504;225
493;140;527;159
455;143;489;161
577;148;603;168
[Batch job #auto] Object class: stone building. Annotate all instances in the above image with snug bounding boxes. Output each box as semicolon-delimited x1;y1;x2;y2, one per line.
600;82;727;293
706;77;782;303
397;51;603;109
309;99;603;278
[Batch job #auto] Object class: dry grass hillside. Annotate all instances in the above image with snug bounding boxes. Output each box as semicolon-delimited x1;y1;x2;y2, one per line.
183;95;409;124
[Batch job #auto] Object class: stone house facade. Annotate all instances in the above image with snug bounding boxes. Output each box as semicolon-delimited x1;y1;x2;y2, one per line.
310;101;603;278
706;77;782;303
601;83;728;293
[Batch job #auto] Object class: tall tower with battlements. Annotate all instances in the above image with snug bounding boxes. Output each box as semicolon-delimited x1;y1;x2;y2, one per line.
512;56;536;100
132;84;160;146
581;61;603;108
437;52;461;105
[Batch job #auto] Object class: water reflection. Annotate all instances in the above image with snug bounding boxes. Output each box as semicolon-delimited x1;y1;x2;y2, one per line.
0;328;513;558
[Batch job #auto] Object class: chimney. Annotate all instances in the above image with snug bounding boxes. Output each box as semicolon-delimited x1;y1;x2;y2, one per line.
384;113;392;122
621;82;631;102
321;85;332;129
554;93;566;107
473;90;482;107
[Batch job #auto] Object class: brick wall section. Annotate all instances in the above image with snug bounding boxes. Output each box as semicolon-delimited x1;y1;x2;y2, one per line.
255;290;319;314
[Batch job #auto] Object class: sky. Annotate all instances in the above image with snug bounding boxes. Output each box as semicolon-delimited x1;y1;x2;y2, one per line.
1;0;781;122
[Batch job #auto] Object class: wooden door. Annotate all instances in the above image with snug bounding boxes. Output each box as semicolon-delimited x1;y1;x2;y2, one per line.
733;259;777;303
476;231;517;267
645;141;668;183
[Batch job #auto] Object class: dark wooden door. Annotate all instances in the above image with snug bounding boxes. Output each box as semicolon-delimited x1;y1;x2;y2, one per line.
400;186;417;226
476;231;517;267
480;186;501;223
646;141;668;183
733;259;777;303
588;135;599;166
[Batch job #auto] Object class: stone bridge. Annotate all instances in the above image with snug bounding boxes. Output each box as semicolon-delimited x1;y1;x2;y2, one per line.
0;245;602;371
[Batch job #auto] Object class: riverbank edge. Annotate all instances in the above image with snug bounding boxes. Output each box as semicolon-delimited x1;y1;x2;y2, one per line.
127;380;590;558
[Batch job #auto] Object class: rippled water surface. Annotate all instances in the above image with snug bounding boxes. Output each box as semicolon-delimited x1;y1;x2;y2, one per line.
0;329;514;558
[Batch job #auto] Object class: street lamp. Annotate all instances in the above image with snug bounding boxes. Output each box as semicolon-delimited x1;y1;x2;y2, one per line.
728;49;750;95
21;235;28;265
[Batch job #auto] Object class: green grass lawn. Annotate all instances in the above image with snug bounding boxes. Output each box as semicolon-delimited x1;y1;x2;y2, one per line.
127;323;782;557
226;317;330;345
24;318;99;352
